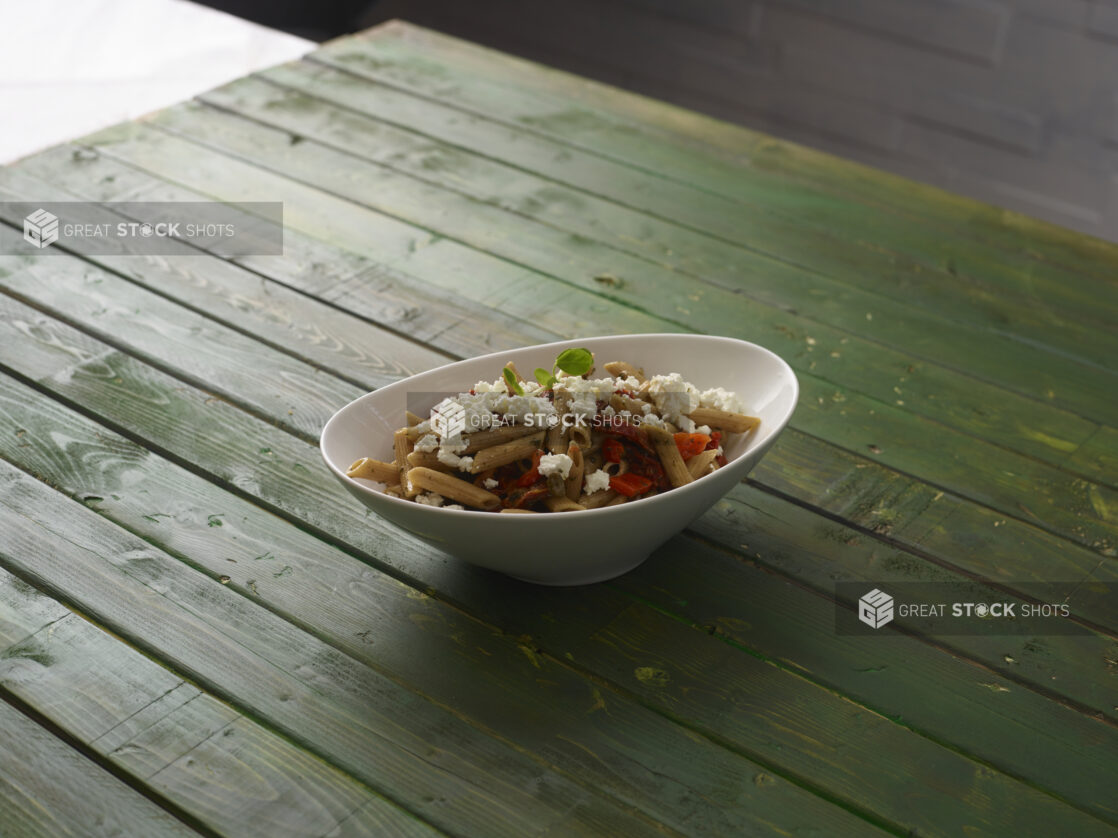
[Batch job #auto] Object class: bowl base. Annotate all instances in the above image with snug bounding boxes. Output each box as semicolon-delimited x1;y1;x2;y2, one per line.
504;552;650;586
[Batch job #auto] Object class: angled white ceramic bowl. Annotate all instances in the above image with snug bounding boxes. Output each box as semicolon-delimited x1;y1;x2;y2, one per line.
321;334;798;585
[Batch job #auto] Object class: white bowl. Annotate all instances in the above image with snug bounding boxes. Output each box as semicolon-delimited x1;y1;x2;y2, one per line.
321;334;798;585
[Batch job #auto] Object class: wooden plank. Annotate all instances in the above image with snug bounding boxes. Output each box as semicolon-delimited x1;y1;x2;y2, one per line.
62;121;1118;553
74;123;666;342
0;572;445;838
0;462;680;838
0;312;890;837
0;155;555;363
614;524;1118;825
141;99;1118;436
566;601;1117;837
237;58;1118;374
0;300;1113;832
335;22;1118;293
0;228;361;445
0;697;199;838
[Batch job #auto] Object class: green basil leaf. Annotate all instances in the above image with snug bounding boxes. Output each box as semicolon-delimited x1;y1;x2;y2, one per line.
554;347;593;377
534;368;556;388
503;366;524;395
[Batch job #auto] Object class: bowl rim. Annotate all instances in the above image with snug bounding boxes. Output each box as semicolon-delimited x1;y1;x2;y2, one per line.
320;333;799;520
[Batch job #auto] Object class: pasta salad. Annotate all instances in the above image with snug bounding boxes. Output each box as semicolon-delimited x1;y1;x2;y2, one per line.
346;348;759;513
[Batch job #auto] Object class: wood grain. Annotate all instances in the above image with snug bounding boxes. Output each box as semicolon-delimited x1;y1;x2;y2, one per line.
0;571;446;838
0;697;199;838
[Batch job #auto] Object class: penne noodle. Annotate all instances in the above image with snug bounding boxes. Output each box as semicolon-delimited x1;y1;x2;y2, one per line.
605;494;629;506
645;426;694;489
405;410;422;427
405;451;454;471
581;489;617;509
546;472;566;497
407;467;501;510
500;508;538;514
686;408;760;434
603;361;645;382
635;380;652;400
544;496;586;512
564;443;584;501
462;423;539;453
346;457;399;484
468;431;545;473
547;391;572;453
685;448;719;479
394;428;419;497
569;424;591;449
609;393;646;416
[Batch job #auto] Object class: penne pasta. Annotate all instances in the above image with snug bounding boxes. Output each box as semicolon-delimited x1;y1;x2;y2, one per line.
580;489;617;509
686;407;760;434
468;431;546;473
686;448;719;479
462;423;539;453
544;496;586;512
564;442;584;501
609;393;646;416
407;467;502;510
547;391;572;453
405;451;454;471
351;348;754;513
394;428;419;497
645;426;694;489
346;457;399;484
500;508;538;514
603;361;645;382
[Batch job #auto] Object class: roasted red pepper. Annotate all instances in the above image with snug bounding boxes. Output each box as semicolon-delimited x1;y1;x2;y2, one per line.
514;450;544;488
601;437;624;464
673;432;712;460
609;473;653;497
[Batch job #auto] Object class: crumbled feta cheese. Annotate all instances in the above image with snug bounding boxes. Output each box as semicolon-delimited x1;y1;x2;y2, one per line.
413;419;431;434
436;448;474;471
699;387;746;414
438;433;468;454
696;425;712;435
415;492;444;507
648;373;701;424
676;415;697;433
637;412;669;430
483;477;499;490
413;433;439;452
583;468;611;494
615;375;643;391
538;453;573;479
641;402;653;415
444;504;465;510
365;480;387;493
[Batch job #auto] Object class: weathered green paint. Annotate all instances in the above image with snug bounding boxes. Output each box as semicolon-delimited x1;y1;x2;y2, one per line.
0;693;200;838
0;571;443;838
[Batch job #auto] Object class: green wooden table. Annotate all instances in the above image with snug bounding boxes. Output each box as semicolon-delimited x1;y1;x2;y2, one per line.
1;20;1116;838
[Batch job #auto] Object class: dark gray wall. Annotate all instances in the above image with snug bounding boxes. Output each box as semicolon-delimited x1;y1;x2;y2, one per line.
363;0;1118;243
